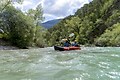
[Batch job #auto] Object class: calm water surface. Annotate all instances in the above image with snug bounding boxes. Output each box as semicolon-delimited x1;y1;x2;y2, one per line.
0;47;120;80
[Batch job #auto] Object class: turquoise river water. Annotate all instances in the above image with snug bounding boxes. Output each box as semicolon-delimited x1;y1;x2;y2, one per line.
0;47;120;80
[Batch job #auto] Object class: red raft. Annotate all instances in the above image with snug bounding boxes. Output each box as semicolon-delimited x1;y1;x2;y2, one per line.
54;46;81;51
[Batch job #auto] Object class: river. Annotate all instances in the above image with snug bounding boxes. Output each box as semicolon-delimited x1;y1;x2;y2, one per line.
0;47;120;80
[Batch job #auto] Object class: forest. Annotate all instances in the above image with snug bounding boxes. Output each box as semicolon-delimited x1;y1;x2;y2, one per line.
45;0;120;47
0;0;120;48
0;0;46;48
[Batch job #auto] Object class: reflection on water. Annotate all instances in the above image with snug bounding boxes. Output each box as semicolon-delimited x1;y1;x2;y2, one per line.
0;47;120;80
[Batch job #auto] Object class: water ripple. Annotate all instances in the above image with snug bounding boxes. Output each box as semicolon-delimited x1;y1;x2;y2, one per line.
0;47;120;80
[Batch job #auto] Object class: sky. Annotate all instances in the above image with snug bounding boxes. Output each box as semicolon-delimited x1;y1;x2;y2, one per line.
14;0;92;22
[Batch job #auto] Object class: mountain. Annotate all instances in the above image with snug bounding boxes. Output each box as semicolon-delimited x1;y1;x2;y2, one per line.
41;19;62;28
45;0;120;46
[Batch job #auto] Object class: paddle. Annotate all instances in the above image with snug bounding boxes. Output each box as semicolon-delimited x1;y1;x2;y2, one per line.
69;33;74;37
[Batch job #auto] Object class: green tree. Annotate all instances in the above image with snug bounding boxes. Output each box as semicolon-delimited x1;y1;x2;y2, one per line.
65;16;81;35
0;0;23;12
26;4;44;26
0;0;46;48
95;23;120;46
1;6;35;48
26;4;45;47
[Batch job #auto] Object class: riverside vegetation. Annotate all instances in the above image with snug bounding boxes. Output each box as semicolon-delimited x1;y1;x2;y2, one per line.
0;0;46;48
0;0;120;49
45;0;120;47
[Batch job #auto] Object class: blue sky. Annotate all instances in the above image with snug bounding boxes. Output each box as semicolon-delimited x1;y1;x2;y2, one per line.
14;0;92;22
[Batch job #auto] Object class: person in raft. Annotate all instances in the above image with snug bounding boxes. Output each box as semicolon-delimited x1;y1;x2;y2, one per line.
63;37;71;47
71;40;79;47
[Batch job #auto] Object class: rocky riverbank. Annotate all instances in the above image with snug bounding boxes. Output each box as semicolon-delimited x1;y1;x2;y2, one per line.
0;46;19;50
0;39;19;50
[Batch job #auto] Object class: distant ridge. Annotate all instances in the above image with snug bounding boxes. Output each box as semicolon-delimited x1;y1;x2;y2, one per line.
41;19;62;28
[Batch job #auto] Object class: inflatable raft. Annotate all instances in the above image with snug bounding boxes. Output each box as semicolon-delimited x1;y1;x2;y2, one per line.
54;46;81;51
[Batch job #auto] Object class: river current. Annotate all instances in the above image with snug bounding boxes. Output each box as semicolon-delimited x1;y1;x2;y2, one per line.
0;47;120;80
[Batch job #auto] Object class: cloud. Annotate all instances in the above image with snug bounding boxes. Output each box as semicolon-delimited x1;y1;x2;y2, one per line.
41;0;92;21
14;0;92;21
13;0;33;11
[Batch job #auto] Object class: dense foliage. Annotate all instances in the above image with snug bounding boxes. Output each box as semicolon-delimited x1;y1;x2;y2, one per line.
95;23;120;46
0;0;45;48
45;0;120;46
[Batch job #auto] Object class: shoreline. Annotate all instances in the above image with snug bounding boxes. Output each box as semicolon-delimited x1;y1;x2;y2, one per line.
0;45;19;50
0;39;19;50
0;39;45;50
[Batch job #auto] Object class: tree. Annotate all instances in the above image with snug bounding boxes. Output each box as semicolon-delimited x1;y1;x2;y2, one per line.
0;0;46;48
26;4;44;26
26;4;45;46
64;16;81;38
95;23;120;46
1;6;35;48
0;0;23;12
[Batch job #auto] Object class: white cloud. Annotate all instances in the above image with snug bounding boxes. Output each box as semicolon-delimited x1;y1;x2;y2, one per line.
51;0;68;11
22;0;32;6
14;0;34;11
14;0;92;22
43;13;65;22
13;2;23;10
41;0;91;21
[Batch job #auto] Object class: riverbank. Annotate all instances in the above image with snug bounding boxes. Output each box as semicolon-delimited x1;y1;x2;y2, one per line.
0;39;45;50
0;46;19;50
0;39;19;50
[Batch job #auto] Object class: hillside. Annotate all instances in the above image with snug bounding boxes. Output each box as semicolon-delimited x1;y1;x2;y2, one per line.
41;19;61;28
45;0;120;46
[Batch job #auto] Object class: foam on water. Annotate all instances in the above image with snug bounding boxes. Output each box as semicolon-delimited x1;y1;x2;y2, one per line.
0;47;120;80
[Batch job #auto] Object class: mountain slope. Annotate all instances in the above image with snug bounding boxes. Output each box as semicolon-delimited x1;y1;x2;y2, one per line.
41;19;61;28
45;0;120;46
